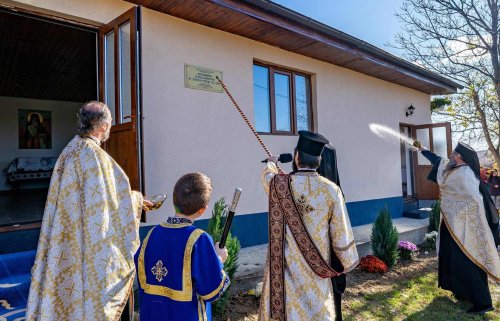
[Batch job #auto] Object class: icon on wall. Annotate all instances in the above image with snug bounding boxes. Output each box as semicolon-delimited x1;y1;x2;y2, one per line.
18;109;52;149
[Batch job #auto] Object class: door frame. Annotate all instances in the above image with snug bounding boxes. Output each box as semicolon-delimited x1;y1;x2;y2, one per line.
399;123;416;202
0;3;145;232
99;6;144;193
412;122;452;200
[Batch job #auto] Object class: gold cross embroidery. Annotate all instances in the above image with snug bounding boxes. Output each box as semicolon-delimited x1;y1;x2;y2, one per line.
65;282;78;297
54;252;67;267
89;184;101;198
151;260;168;282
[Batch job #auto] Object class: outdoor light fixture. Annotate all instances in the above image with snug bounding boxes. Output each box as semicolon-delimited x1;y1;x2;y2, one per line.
406;104;415;117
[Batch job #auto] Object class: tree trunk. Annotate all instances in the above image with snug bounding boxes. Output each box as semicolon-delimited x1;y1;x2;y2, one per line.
473;88;500;165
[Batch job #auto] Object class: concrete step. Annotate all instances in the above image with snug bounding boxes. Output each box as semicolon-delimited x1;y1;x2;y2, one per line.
402;207;432;219
231;217;429;294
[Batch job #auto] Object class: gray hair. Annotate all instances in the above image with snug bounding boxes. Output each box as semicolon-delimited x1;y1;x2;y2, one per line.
77;101;111;136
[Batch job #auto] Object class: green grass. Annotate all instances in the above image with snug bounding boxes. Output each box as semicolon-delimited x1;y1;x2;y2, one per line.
344;272;500;321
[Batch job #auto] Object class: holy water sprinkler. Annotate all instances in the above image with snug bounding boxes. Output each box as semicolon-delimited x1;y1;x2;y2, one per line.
368;123;427;150
219;188;242;248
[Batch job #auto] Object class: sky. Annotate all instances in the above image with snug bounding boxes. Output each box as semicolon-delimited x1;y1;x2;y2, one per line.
272;0;406;57
272;1;490;151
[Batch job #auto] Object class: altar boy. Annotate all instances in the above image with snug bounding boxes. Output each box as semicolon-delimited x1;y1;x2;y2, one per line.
135;172;230;321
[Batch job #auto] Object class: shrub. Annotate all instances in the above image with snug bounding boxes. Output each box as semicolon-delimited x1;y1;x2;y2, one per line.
398;241;418;261
429;201;441;232
371;207;399;268
359;255;388;273
207;198;241;317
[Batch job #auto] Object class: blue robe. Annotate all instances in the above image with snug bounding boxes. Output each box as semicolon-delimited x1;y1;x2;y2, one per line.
135;217;230;321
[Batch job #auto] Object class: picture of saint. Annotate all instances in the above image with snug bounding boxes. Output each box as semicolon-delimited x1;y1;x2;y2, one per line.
19;110;52;149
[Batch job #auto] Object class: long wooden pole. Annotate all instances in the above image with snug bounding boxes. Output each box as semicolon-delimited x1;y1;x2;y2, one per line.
216;76;283;173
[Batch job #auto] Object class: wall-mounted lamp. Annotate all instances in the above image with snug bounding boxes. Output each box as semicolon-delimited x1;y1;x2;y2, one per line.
406;104;415;117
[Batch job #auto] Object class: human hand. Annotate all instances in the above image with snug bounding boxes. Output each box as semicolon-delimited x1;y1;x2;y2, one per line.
142;199;154;211
413;140;423;150
268;155;279;164
214;242;228;263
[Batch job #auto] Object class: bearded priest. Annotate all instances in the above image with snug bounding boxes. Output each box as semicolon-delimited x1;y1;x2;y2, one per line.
416;141;499;314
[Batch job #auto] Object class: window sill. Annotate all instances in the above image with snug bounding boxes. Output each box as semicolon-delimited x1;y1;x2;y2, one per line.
257;132;300;136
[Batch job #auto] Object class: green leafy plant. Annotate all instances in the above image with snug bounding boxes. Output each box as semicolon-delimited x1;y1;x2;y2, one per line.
429;201;441;232
207;198;241;316
371;207;399;268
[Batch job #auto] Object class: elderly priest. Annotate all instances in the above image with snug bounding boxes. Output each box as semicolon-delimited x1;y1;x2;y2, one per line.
26;101;151;321
416;141;500;314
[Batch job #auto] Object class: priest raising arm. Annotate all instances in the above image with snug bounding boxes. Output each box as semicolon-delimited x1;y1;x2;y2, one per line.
415;141;500;315
26;101;152;321
258;131;359;321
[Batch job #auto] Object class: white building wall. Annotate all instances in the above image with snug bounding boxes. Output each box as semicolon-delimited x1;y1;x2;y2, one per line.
4;0;432;225
140;8;431;224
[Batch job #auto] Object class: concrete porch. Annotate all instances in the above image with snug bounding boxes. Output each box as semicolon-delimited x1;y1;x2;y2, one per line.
230;217;429;294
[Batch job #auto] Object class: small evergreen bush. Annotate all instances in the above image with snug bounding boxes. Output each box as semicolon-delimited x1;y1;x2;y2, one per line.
371;207;399;268
429;201;441;232
207;198;241;317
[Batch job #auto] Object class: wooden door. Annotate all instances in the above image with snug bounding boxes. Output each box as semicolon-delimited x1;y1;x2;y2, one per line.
99;7;142;191
412;122;452;199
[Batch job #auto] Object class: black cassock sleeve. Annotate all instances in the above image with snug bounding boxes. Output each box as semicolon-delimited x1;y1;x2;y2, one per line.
421;150;443;183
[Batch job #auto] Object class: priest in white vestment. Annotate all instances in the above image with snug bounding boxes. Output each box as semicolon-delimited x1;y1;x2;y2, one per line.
259;131;359;321
26;101;151;321
417;141;499;315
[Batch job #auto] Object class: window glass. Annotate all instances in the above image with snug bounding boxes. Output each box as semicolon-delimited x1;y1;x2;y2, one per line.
104;31;116;124
416;128;431;165
274;73;291;132
432;127;448;158
295;75;310;131
252;64;311;134
253;65;271;133
119;22;131;123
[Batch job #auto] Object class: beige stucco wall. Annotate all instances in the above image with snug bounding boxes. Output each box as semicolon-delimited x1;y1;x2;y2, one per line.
140;8;431;224
3;0;433;224
4;0;133;24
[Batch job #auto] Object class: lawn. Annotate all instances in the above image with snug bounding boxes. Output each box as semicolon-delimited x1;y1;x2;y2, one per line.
344;272;499;321
222;252;500;321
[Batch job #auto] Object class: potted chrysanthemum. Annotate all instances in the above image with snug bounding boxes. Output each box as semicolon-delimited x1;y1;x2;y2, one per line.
398;241;418;261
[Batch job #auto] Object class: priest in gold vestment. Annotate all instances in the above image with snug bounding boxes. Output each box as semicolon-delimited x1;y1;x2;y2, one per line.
259;131;359;321
26;101;150;321
417;141;499;314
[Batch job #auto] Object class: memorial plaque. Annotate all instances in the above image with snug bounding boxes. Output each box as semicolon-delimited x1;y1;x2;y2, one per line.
185;64;223;93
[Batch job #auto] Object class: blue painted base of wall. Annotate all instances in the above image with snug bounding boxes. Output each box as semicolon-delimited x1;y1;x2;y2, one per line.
1;196;404;253
347;196;403;226
140;196;403;248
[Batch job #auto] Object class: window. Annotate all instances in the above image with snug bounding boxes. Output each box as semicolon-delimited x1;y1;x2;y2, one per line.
253;63;312;134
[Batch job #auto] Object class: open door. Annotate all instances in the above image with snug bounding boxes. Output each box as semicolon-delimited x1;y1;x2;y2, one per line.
412;122;452;199
99;7;142;191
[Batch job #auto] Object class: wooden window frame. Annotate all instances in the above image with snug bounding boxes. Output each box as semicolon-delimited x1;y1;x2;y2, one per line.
99;8;137;129
254;62;313;135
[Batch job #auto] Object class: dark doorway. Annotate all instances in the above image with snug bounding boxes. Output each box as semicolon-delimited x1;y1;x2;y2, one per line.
0;9;98;228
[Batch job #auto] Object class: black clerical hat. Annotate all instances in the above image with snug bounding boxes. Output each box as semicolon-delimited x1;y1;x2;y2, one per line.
454;142;480;177
296;130;329;156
